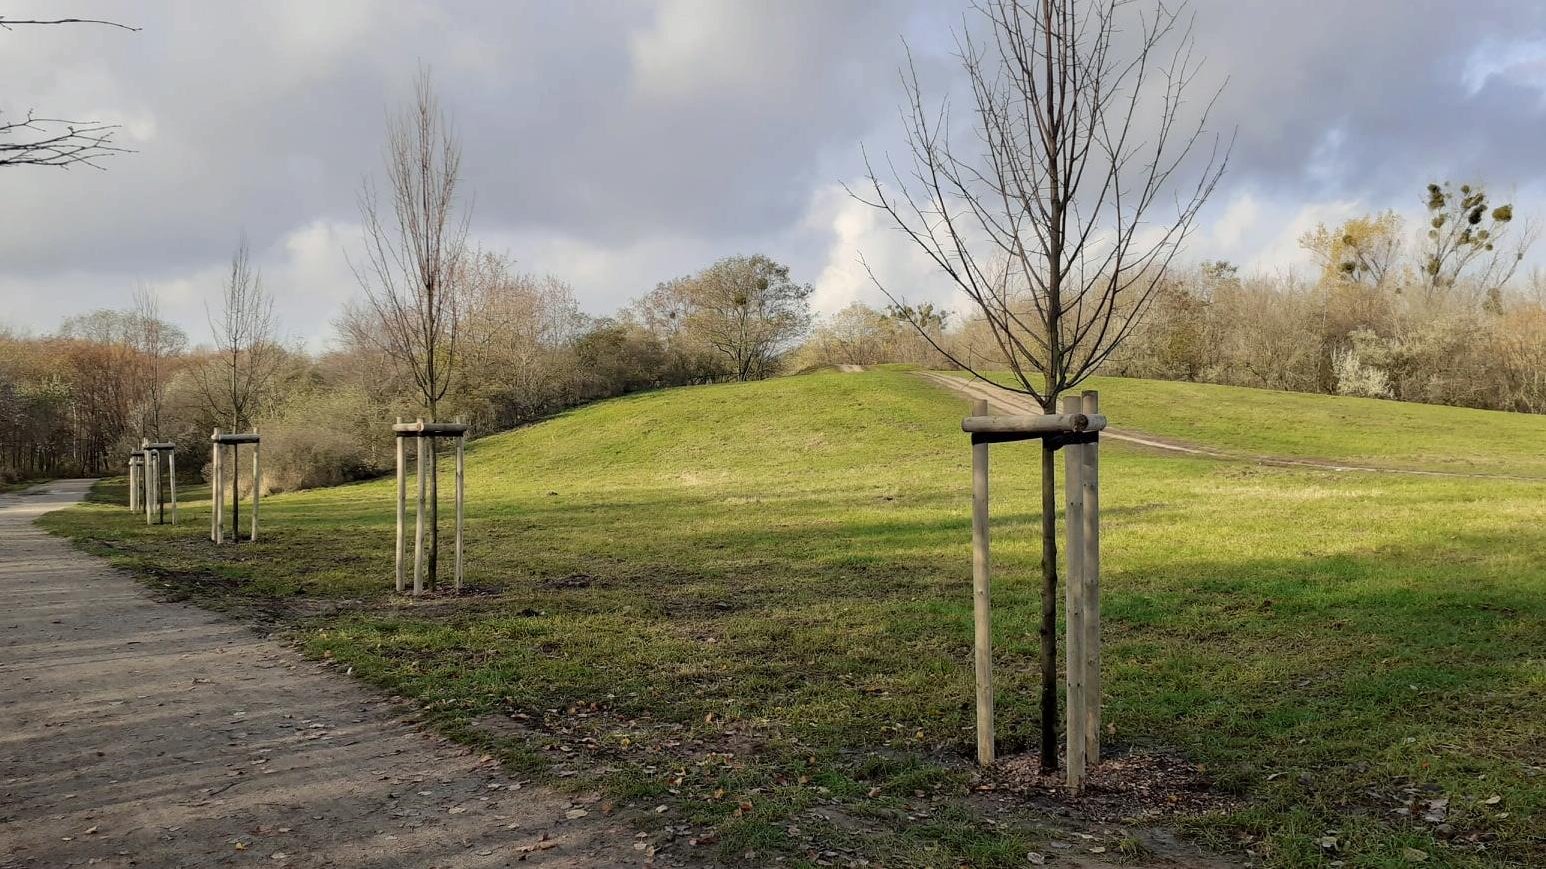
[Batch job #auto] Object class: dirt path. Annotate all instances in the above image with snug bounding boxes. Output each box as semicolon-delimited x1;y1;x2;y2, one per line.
919;371;1543;482
0;481;676;868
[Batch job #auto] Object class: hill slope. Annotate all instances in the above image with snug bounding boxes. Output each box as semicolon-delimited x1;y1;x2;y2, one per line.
46;368;1546;867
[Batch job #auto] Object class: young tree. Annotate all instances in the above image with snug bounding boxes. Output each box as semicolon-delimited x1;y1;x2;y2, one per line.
131;285;185;439
353;68;469;587
856;0;1228;769
198;237;279;433
195;237;280;534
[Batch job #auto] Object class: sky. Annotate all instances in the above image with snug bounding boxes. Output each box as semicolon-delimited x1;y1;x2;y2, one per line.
5;0;1546;350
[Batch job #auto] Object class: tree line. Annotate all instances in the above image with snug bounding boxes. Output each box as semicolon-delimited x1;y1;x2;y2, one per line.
0;247;816;486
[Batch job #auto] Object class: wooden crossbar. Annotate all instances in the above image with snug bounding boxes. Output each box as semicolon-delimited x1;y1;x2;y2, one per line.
393;421;469;436
962;412;1107;435
211;432;260;444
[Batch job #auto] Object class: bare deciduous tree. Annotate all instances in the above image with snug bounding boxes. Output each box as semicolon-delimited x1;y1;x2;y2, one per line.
198;238;280;434
855;0;1229;770
131;284;185;439
353;68;469;588
194;237;280;536
1419;182;1537;304
0;16;139;169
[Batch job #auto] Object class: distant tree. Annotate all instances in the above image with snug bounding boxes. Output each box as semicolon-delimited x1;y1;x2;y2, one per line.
855;0;1228;770
0;16;138;169
131;285;185;439
638;255;812;382
353;68;469;587
573;319;670;398
1419;182;1535;302
1299;211;1404;288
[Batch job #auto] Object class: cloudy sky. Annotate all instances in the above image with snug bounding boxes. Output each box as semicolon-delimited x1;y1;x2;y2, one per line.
5;0;1546;349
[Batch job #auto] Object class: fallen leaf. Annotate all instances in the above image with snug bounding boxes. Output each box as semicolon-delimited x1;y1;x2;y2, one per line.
1027;852;1046;865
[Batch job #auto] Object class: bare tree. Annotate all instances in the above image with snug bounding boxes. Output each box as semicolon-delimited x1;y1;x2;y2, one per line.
194;237;280;536
353;68;469;588
0;16;139;169
131;284;185;439
1418;182;1536;303
197;237;279;433
854;0;1228;770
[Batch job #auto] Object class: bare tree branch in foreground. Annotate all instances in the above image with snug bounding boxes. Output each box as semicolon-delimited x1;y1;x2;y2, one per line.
0;16;139;168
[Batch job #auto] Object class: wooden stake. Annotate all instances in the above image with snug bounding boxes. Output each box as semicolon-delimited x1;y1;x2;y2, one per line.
169;449;178;525
230;444;239;542
251;431;260;543
395;419;406;594
211;431;221;543
1081;390;1102;766
970;398;994;766
1062;396;1086;791
455;426;465;593
414;420;426;597
143;440;152;525
128;458;138;512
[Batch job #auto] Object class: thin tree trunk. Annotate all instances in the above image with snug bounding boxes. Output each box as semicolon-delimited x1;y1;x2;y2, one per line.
1040;438;1059;772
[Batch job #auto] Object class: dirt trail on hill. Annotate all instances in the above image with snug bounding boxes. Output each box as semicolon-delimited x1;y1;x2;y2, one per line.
0;481;673;868
918;370;1542;482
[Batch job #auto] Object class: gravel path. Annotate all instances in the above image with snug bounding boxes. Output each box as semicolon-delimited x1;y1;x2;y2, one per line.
0;480;672;868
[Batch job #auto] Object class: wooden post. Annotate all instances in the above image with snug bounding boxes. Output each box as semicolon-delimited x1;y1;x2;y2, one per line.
1081;390;1102;766
395;419;406;594
142;441;152;525
230;444;240;543
1062;396;1086;791
157;450;165;525
211;431;221;543
251;430;260;543
970;398;994;766
454;425;465;593
414;420;427;596
128;458;138;512
169;449;178;525
145;444;155;527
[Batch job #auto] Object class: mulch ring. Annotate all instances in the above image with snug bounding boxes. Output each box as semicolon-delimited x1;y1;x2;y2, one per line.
981;748;1240;822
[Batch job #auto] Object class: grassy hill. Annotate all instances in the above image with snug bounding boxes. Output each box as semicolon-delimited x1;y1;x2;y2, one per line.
46;368;1546;867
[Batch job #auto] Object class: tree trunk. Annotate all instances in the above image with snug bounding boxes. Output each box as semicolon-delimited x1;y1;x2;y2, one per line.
1039;438;1059;772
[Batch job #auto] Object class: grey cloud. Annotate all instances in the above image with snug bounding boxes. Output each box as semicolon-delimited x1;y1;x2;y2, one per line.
4;0;1546;342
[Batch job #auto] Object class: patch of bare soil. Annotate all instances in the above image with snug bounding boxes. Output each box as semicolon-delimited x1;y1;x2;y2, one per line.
541;573;599;590
986;749;1240;824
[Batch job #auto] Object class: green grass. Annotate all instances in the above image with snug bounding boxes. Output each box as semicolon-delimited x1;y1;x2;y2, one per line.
967;370;1546;477
43;369;1546;867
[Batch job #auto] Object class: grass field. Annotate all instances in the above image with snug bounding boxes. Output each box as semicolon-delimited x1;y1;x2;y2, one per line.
44;368;1546;867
